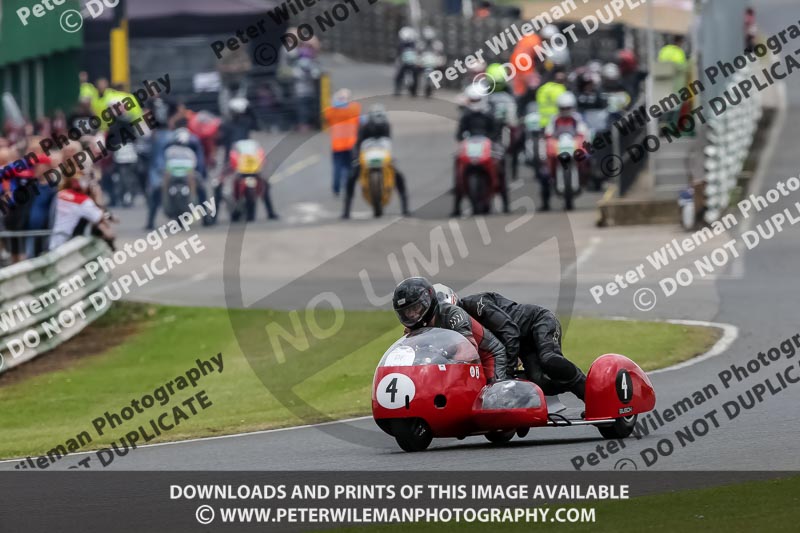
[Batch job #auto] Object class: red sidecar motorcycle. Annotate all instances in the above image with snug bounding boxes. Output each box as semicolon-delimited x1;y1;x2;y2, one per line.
372;328;656;452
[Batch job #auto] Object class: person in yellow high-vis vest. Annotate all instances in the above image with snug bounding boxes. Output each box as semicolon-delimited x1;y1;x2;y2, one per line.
535;69;568;129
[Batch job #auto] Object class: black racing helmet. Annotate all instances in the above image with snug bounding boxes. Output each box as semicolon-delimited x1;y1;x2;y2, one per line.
393;277;438;329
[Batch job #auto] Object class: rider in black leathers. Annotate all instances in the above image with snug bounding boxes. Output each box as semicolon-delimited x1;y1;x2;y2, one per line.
393;277;508;383
342;105;410;218
436;286;586;400
453;86;510;216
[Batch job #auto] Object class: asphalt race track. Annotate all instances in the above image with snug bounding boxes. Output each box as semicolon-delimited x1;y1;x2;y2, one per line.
5;0;798;474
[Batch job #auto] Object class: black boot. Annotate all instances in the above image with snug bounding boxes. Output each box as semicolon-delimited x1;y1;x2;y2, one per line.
570;375;587;401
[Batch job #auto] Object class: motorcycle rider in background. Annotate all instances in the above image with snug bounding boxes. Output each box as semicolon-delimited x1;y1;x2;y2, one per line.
419;26;443;55
434;284;587;401
543;92;590;210
418;26;447;98
600;62;631;114
535;68;568;130
221;97;259;165
394;27;420;97
453;85;509;216
537;25;571;82
484;63;520;182
617;49;647;103
160;128;204;219
393;277;508;384
342;104;409;219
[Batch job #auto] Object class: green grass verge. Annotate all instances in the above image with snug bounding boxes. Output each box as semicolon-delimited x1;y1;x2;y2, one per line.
0;303;719;459
338;475;800;532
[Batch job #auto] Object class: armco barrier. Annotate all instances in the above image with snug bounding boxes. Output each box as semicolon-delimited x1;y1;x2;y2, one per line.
702;67;762;223
0;237;112;374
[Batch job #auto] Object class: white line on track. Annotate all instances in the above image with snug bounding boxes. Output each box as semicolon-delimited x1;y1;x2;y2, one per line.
270;154;321;185
561;237;602;278
648;319;739;375
0;415;373;465
0;318;738;463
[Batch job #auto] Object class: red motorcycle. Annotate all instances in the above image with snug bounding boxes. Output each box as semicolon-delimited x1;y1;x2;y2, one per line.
455;136;501;215
227;140;268;222
373;327;656;452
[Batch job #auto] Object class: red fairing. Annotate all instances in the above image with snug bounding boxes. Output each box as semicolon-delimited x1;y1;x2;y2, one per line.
584;354;656;421
372;364;485;438
455;138;499;193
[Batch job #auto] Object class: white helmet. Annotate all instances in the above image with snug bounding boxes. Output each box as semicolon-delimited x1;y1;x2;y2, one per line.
467;57;487;76
368;103;387;122
556;91;577;110
229;97;249;114
548;47;570;67
433;284;459;305
464;84;488;112
602;62;621;81
174;127;192;145
399;26;417;43
540;24;560;41
422;26;437;41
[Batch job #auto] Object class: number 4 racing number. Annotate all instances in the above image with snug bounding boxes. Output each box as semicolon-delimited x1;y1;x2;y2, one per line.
616;369;632;404
376;373;416;410
385;378;398;403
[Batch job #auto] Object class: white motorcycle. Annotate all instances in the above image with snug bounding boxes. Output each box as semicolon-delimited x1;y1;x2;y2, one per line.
419;45;444;98
523;103;545;182
553;132;582;211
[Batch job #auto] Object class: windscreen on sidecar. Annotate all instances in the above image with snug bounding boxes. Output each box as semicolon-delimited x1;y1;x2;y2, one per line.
379;327;480;367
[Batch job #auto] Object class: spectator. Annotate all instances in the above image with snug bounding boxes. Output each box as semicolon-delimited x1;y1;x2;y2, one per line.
745;8;757;52
26;152;58;257
292;50;322;132
475;1;492;18
658;35;688;71
618;49;647;103
1;144;40;263
79;71;98;104
49;174;113;251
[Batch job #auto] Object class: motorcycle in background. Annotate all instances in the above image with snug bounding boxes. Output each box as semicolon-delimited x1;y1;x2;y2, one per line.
228;139;268;222
399;48;419;96
188;111;222;171
134;132;152;198
523;102;545;182
111;142;139;207
490;93;520;182
358;137;395;218
553;132;582;211
455;135;499;215
582;107;611;191
163;149;197;220
419;43;445;98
